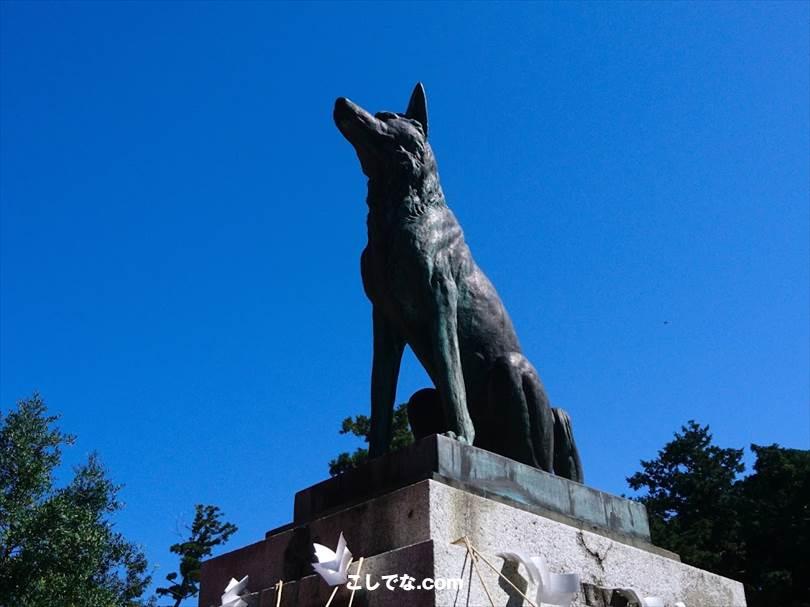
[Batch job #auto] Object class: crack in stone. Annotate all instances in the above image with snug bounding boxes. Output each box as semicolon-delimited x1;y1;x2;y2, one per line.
577;531;613;579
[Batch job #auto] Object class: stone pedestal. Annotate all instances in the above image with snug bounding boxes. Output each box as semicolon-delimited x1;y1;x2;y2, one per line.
199;436;746;607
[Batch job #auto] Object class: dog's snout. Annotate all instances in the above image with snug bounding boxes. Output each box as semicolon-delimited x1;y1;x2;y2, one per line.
333;97;357;127
334;96;357;116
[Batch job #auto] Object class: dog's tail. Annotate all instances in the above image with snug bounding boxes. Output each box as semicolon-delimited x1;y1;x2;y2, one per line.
551;408;584;483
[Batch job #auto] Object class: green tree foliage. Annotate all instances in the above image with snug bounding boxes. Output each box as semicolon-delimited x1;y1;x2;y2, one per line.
738;444;810;607
156;504;237;607
329;403;414;475
627;420;745;575
0;393;152;606
628;420;810;607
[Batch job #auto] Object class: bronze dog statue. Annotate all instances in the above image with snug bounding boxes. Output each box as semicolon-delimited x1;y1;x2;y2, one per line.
334;83;583;482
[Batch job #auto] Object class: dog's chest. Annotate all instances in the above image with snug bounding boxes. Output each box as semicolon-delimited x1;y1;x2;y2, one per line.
361;232;433;331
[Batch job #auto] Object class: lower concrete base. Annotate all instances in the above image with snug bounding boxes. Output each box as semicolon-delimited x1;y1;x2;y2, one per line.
199;480;746;607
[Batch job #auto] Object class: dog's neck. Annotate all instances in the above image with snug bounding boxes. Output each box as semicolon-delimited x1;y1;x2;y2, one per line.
365;168;446;239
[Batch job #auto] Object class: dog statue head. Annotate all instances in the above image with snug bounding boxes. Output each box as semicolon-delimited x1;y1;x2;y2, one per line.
334;83;440;204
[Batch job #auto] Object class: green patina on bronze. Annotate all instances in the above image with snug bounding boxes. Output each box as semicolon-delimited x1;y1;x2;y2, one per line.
334;83;583;482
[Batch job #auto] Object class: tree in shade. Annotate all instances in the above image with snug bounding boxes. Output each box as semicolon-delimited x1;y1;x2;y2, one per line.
156;504;238;607
628;420;810;607
329;403;413;476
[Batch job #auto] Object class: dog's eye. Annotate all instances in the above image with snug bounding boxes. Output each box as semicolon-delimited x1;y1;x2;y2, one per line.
375;112;398;121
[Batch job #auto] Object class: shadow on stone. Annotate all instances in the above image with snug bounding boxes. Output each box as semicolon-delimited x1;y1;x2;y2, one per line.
497;559;529;607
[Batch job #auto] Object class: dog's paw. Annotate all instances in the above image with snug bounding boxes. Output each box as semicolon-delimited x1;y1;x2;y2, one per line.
442;431;472;445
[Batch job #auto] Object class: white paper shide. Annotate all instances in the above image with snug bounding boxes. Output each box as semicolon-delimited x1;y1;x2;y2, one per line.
613;588;685;607
497;550;580;607
312;532;353;586
219;575;249;607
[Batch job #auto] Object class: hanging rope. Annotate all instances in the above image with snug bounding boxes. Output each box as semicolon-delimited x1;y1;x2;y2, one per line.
467;542;539;607
323;560;348;607
348;557;364;607
459;536;496;607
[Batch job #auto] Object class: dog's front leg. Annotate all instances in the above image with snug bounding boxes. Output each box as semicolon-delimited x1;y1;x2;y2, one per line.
432;279;476;445
369;306;405;458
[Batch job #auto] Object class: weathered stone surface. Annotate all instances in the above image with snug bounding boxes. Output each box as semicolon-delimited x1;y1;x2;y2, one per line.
294;434;651;542
200;479;747;606
254;542;436;607
428;481;746;607
201;482;435;607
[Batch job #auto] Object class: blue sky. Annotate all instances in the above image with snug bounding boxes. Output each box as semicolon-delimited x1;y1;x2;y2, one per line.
1;0;808;597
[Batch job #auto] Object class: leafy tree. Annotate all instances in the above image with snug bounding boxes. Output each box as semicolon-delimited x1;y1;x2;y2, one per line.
738;444;810;607
329;403;414;475
156;504;237;607
0;393;152;606
628;420;810;607
627;420;745;577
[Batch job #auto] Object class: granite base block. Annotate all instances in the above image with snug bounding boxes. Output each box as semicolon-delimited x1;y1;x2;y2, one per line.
199;479;746;607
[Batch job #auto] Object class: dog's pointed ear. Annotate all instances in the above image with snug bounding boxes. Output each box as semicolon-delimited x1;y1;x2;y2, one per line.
406;82;429;138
